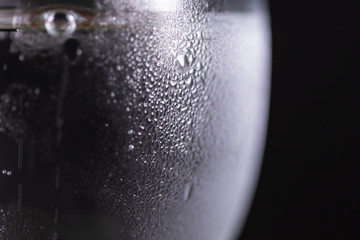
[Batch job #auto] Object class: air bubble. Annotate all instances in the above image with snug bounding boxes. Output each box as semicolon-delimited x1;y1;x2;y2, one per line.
44;10;77;37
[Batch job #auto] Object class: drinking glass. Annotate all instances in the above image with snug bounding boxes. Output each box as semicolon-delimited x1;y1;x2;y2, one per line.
0;0;271;239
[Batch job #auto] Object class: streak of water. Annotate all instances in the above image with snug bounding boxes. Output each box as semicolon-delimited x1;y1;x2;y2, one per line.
17;141;23;210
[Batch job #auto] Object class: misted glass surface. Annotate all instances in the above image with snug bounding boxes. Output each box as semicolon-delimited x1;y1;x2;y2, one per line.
0;0;271;239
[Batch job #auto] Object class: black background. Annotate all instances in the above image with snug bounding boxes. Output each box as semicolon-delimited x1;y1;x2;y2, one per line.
239;1;359;240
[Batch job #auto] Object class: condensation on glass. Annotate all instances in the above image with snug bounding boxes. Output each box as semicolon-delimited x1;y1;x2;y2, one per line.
0;0;271;239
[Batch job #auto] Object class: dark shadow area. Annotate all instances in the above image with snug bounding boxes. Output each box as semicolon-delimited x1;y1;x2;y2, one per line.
240;1;360;239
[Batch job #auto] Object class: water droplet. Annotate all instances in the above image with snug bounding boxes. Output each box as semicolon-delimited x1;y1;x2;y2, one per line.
195;62;202;71
19;54;25;62
44;10;77;37
1;170;12;176
128;145;134;151
105;123;109;127
76;48;83;56
185;77;193;86
34;88;40;95
110;92;115;98
180;106;188;112
176;54;189;69
188;54;195;65
169;80;177;87
128;129;134;135
183;182;193;201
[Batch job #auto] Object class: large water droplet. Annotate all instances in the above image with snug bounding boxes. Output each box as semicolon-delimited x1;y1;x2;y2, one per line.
176;54;190;70
44;10;77;37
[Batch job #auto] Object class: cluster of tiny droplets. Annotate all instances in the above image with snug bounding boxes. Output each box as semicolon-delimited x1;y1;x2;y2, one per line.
0;0;267;238
69;1;216;238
